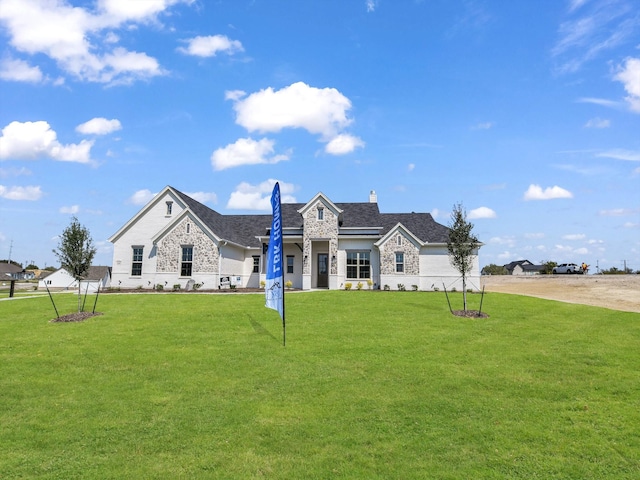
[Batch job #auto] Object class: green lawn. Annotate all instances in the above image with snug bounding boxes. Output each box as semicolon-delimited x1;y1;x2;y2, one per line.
1;291;639;479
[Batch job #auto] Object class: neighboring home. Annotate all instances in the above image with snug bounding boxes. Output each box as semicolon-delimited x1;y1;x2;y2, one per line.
504;260;544;276
109;186;482;291
39;266;112;293
0;262;34;280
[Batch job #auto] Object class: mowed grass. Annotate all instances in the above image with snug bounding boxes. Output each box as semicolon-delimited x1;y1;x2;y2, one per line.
1;291;639;479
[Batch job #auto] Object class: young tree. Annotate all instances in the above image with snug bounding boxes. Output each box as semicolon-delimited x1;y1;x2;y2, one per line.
52;217;96;312
447;203;480;311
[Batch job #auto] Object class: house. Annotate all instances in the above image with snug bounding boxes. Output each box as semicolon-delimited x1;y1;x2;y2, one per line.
503;260;544;276
38;266;112;292
109;186;481;291
0;262;34;280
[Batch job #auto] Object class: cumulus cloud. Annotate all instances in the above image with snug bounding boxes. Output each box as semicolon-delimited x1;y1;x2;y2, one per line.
366;0;377;12
584;117;610;128
177;35;244;57
226;179;297;210
228;82;362;155
76;117;122;135
0;57;43;82
324;134;365;155
615;57;640;112
0;184;42;200
523;184;573;200
60;205;80;214
0;121;93;163
0;0;190;84
186;191;217;205
211;137;289;171
468;206;497;219
128;189;156;205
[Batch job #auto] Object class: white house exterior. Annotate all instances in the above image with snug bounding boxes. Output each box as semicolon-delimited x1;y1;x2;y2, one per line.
109;186;481;291
39;266;112;293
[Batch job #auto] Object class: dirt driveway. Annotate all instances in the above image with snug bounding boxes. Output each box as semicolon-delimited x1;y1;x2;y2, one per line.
481;275;640;313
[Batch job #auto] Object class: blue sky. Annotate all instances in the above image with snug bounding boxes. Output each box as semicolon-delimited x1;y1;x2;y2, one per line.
0;0;638;272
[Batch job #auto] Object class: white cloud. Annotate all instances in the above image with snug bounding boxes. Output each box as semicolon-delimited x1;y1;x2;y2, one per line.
76;117;122;135
211;137;289;171
0;0;186;85
471;121;494;130
468;206;497;219
552;3;638;74
407;163;415;172
186;191;217;205
324;133;365;155
0;166;31;178
178;35;244;57
597;149;640;161
524;232;545;239
59;205;80;214
584;117;610;128
576;97;623;108
489;236;516;247
0;121;93;163
226;179;297;210
599;208;637;216
615;57;640;112
366;0;377;13
128;189;156;205
0;57;43;83
562;233;586;240
230;82;354;139
523;184;573;200
0;184;42;200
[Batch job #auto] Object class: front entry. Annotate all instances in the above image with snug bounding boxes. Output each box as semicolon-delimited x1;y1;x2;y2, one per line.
317;253;328;288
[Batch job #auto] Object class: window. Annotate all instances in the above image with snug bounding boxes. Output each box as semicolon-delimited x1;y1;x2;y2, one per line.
252;256;260;273
181;246;193;276
317;207;324;220
131;247;143;276
396;252;404;273
346;251;370;279
287;255;294;274
397;235;403;246
166;201;173;215
186;223;191;234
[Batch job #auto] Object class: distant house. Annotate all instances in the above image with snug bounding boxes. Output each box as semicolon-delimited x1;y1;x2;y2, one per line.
0;262;34;280
38;266;112;292
109;186;482;291
503;260;544;276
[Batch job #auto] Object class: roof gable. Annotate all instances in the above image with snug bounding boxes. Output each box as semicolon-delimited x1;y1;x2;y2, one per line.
297;192;343;217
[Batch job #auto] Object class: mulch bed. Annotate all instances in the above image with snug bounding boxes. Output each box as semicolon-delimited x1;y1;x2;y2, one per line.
451;310;489;318
51;312;103;323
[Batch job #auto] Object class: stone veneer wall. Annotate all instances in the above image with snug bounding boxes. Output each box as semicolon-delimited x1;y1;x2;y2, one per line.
302;202;339;275
156;218;218;273
379;232;420;275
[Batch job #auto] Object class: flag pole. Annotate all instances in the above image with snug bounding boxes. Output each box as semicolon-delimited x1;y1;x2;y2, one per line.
265;182;286;346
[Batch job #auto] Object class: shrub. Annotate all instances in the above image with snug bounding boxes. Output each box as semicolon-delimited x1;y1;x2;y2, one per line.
412;285;418;291
397;284;406;291
356;282;363;290
173;284;181;291
383;284;390;291
285;280;293;289
260;280;266;288
345;282;352;291
155;284;164;291
367;279;373;289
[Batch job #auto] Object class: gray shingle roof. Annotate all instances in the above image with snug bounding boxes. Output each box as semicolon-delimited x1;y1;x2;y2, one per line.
172;187;452;247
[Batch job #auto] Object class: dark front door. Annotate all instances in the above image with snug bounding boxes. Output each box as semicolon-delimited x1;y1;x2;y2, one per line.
317;253;328;288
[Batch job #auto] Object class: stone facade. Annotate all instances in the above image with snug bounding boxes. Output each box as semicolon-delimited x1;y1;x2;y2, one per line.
301;201;339;275
156;218;218;274
379;232;420;275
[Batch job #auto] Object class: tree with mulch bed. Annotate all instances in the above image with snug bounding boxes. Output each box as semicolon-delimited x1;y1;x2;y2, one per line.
447;203;481;313
50;216;98;320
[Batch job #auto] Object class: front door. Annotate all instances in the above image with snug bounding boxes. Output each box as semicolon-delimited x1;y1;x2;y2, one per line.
317;253;328;288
